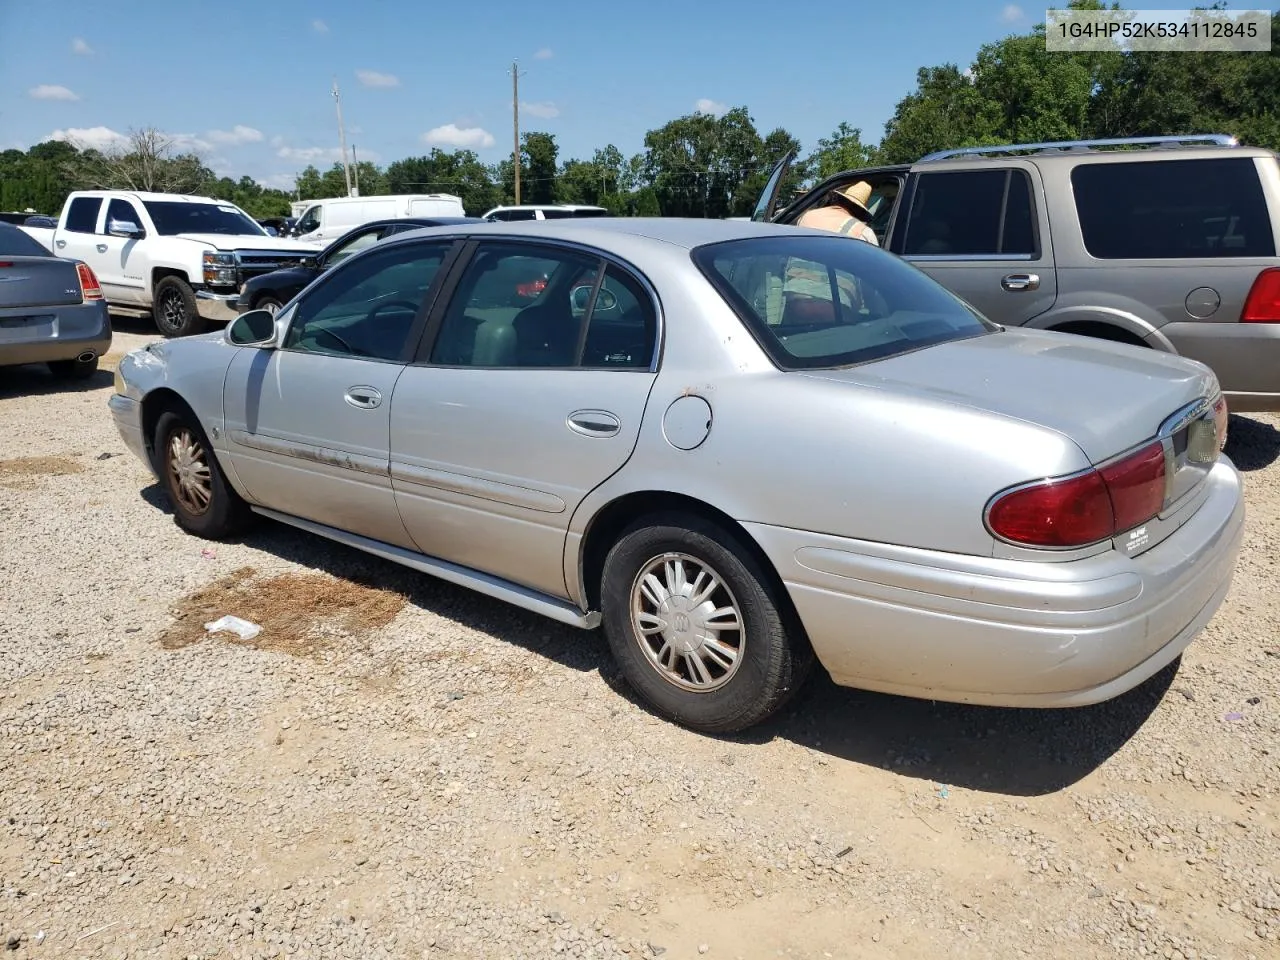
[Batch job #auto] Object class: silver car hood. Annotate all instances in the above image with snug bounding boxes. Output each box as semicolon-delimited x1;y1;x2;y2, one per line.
801;328;1217;463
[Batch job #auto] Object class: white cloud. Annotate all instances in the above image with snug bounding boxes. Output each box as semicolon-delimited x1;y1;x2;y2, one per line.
207;125;265;146
421;124;495;149
694;98;727;116
521;101;559;120
270;134;286;147
534;47;553;60
276;144;380;164
29;84;80;102
1000;4;1024;22
168;132;213;152
71;37;92;55
260;173;298;191
312;19;329;33
47;126;129;150
356;70;399;88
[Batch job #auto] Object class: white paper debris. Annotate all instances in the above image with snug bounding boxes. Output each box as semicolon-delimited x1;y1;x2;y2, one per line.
203;615;262;641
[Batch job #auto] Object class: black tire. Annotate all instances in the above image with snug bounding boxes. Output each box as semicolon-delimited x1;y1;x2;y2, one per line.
600;512;813;734
48;355;99;380
153;409;252;539
153;276;206;338
254;296;284;315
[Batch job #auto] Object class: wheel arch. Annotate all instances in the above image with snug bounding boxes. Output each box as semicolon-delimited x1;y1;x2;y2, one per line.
139;387;200;474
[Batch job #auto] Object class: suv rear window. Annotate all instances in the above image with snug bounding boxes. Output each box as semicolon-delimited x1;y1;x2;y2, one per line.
693;235;996;370
1072;157;1275;259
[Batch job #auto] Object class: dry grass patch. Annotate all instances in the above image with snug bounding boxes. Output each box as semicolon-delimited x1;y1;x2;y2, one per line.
0;455;84;489
160;565;407;657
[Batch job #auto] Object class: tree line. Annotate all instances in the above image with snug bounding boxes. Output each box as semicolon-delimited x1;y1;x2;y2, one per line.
3;2;1277;222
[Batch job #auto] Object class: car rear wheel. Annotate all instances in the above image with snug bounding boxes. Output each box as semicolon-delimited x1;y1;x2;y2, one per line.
154;409;252;539
153;276;206;339
600;513;812;733
47;355;99;380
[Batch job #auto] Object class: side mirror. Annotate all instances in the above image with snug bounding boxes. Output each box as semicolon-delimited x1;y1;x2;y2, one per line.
226;308;279;348
108;219;144;239
304;256;320;270
570;285;618;312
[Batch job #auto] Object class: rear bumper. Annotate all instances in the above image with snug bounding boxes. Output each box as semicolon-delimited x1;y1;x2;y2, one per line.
108;393;153;477
195;290;240;325
0;301;111;367
744;458;1244;707
1162;321;1280;412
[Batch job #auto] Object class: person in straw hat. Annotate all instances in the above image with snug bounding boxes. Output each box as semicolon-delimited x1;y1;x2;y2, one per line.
795;181;879;245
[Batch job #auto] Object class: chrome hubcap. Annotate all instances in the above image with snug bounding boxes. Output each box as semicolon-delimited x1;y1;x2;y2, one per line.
630;552;744;692
167;428;212;514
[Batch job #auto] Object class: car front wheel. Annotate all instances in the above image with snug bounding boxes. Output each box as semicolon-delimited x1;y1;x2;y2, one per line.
600;513;812;733
154;409;252;539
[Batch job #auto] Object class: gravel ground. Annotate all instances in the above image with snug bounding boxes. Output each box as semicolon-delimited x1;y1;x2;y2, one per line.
2;319;1278;960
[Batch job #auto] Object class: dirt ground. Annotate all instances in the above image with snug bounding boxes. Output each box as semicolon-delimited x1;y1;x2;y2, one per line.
1;319;1277;959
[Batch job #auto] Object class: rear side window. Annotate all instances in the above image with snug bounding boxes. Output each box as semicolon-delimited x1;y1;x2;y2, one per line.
694;235;996;370
64;197;102;234
0;223;52;256
902;169;1038;257
1072;158;1276;259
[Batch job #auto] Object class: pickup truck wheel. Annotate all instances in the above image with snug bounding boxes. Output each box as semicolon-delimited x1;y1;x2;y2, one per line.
154;409;252;539
48;355;99;380
255;296;283;315
600;513;814;734
153;277;206;338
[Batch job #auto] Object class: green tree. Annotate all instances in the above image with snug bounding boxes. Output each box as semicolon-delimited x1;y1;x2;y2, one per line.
641;106;771;218
806;122;874;182
520;132;559;204
875;64;1003;164
385;149;501;216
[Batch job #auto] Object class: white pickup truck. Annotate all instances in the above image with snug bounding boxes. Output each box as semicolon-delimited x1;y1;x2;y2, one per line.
21;190;321;337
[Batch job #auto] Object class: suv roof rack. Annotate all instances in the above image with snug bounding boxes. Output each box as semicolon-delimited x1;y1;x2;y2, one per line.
919;134;1239;162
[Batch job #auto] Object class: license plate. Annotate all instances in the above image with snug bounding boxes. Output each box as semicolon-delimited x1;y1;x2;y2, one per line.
0;316;54;341
1186;418;1218;463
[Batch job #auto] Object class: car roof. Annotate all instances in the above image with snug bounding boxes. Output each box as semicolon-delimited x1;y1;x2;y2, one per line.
394;216;808;250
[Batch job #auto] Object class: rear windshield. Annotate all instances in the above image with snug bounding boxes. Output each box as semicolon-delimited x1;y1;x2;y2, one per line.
0;223;53;256
142;201;266;237
693;235;996;369
1071;157;1276;259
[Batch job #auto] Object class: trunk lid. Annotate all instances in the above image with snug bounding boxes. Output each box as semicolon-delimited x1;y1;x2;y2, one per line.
801;327;1217;463
0;255;84;309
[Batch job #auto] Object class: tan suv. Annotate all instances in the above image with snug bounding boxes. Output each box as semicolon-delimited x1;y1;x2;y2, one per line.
756;134;1280;412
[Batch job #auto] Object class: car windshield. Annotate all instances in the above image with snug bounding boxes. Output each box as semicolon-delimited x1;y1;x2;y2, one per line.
692;235;997;369
0;223;53;256
142;201;266;237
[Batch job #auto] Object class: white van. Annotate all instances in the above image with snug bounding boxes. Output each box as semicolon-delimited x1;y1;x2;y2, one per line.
293;194;467;243
481;204;610;221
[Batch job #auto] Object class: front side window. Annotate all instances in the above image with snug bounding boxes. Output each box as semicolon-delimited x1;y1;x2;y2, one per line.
1072;157;1275;259
284;241;450;361
104;199;141;232
64;197;102;234
694;235;996;369
902;169;1037;257
324;228;382;268
142;201;265;237
295;205;322;234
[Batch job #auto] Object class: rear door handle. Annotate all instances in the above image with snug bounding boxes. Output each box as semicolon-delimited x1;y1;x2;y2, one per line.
567;410;621;438
344;385;382;410
1001;273;1040;292
96;244;108;253
54;240;67;249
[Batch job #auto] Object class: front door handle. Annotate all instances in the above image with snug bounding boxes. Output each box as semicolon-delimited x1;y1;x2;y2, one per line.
344;385;382;410
96;244;108;253
567;410;621;438
54;240;66;249
1001;273;1040;292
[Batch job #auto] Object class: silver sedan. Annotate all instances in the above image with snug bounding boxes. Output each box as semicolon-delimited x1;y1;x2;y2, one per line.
108;218;1245;733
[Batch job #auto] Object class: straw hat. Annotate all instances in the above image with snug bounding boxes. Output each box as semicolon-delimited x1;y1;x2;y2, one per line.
833;181;873;219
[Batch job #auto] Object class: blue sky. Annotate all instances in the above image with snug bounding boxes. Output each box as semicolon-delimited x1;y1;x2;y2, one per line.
0;1;1155;192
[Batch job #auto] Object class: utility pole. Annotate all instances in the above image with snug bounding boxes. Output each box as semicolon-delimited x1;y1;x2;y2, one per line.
332;77;353;197
351;144;361;196
510;60;523;205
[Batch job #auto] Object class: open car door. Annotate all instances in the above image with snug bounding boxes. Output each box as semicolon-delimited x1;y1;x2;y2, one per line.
750;150;796;222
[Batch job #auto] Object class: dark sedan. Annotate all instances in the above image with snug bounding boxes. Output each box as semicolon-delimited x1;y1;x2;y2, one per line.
236;216;482;315
0;222;111;379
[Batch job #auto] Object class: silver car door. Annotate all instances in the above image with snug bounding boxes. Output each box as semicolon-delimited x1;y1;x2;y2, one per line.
389;241;660;598
897;163;1058;325
222;239;456;549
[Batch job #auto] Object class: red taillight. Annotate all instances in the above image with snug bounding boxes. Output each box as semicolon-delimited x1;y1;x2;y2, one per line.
1213;395;1229;449
987;442;1167;548
1241;267;1280;323
76;262;103;301
0;261;12;268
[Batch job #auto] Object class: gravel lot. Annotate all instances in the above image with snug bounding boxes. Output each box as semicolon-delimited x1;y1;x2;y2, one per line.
2;320;1278;960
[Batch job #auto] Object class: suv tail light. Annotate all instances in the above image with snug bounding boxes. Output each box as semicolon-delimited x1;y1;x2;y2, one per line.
1241;267;1280;322
76;262;103;301
986;441;1167;549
